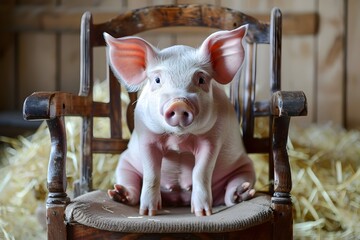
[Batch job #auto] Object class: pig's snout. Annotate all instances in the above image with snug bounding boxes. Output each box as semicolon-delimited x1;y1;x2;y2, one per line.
164;99;194;127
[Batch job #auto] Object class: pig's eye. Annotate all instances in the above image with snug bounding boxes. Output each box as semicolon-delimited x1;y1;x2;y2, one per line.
155;77;161;84
195;72;210;92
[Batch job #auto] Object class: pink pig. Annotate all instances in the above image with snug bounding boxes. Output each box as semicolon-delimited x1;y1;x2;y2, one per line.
104;25;256;217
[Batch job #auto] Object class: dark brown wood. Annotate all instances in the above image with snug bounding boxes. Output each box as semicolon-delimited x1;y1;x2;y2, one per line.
242;42;256;144
22;4;308;240
272;116;292;194
271;91;308;117
109;70;122;138
127;92;137;133
79;11;93;98
46;117;68;198
47;204;68;240
78;11;94;197
46;117;69;239
270;8;282;94
7;6;318;36
268;8;282;196
23;92;92;120
67;221;273;240
92;138;129;153
271;202;293;240
93;4;270;46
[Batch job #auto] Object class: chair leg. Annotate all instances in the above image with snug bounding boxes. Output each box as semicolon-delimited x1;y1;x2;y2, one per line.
272;201;293;240
47;204;67;240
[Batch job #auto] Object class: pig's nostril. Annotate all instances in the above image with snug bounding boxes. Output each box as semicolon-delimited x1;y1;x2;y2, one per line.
183;112;189;117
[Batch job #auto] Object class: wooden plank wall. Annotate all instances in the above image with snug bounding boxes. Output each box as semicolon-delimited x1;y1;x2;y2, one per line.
347;0;360;128
0;0;359;129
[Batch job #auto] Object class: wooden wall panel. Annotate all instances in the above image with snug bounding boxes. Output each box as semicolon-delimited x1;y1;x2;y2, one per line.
18;33;57;106
177;0;218;5
221;0;271;12
276;0;317;126
128;0;175;9
17;0;55;4
346;0;360;129
137;30;175;49
316;0;345;125
174;28;216;48
282;36;316;126
60;0;124;7
0;2;16;111
93;47;108;83
60;34;80;93
0;34;16;110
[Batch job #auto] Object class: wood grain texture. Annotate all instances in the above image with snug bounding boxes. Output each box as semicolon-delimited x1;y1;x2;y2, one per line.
0;33;16;110
18;33;57;106
280;0;317;125
67;221;273;240
346;0;360;129
60;34;80;93
47;204;68;240
316;0;345;125
8;6;317;35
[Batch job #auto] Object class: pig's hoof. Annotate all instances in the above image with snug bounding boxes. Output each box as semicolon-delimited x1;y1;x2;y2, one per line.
234;182;256;203
195;209;212;216
139;201;161;216
139;208;157;216
108;184;131;204
191;205;212;216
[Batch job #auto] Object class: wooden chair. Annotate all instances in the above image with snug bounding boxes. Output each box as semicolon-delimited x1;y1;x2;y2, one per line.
23;4;307;239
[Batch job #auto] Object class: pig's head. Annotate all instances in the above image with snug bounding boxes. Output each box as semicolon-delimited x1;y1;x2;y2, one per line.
104;25;247;135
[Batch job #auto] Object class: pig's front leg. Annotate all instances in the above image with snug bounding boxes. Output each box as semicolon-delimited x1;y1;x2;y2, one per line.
139;144;163;216
191;141;219;216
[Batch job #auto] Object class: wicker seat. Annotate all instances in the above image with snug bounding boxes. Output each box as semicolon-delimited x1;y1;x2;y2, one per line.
66;191;272;233
23;4;307;239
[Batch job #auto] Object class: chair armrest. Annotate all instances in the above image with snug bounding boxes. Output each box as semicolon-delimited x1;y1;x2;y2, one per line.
270;91;307;200
22;91;91;205
271;91;307;117
23;91;91;121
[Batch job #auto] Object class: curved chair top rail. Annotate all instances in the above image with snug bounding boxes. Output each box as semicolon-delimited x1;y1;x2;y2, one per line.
79;4;277;97
88;4;270;46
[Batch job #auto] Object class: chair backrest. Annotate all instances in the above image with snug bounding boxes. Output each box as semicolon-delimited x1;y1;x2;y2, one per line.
74;4;281;197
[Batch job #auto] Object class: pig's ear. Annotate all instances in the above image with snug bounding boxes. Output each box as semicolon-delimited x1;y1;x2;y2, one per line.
199;25;247;84
103;33;157;89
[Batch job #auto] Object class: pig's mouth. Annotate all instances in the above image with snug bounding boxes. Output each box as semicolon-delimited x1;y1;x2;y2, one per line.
162;98;197;129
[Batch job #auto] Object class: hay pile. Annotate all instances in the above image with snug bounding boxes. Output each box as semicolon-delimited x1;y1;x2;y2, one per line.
254;123;360;239
289;124;360;239
1;80;359;239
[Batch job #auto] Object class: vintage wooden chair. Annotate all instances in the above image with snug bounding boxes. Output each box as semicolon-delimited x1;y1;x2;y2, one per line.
23;4;307;239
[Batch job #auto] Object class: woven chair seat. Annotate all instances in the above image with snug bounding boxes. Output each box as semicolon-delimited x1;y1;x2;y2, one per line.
65;190;273;233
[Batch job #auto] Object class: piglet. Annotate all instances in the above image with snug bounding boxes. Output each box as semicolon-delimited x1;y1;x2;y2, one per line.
104;25;256;217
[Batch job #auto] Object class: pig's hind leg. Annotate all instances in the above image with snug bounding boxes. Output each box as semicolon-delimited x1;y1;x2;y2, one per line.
224;158;256;206
224;176;256;206
108;154;142;205
233;182;256;202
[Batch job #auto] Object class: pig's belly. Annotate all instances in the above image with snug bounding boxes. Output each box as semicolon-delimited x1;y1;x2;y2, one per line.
159;149;228;206
160;187;192;207
159;150;193;206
